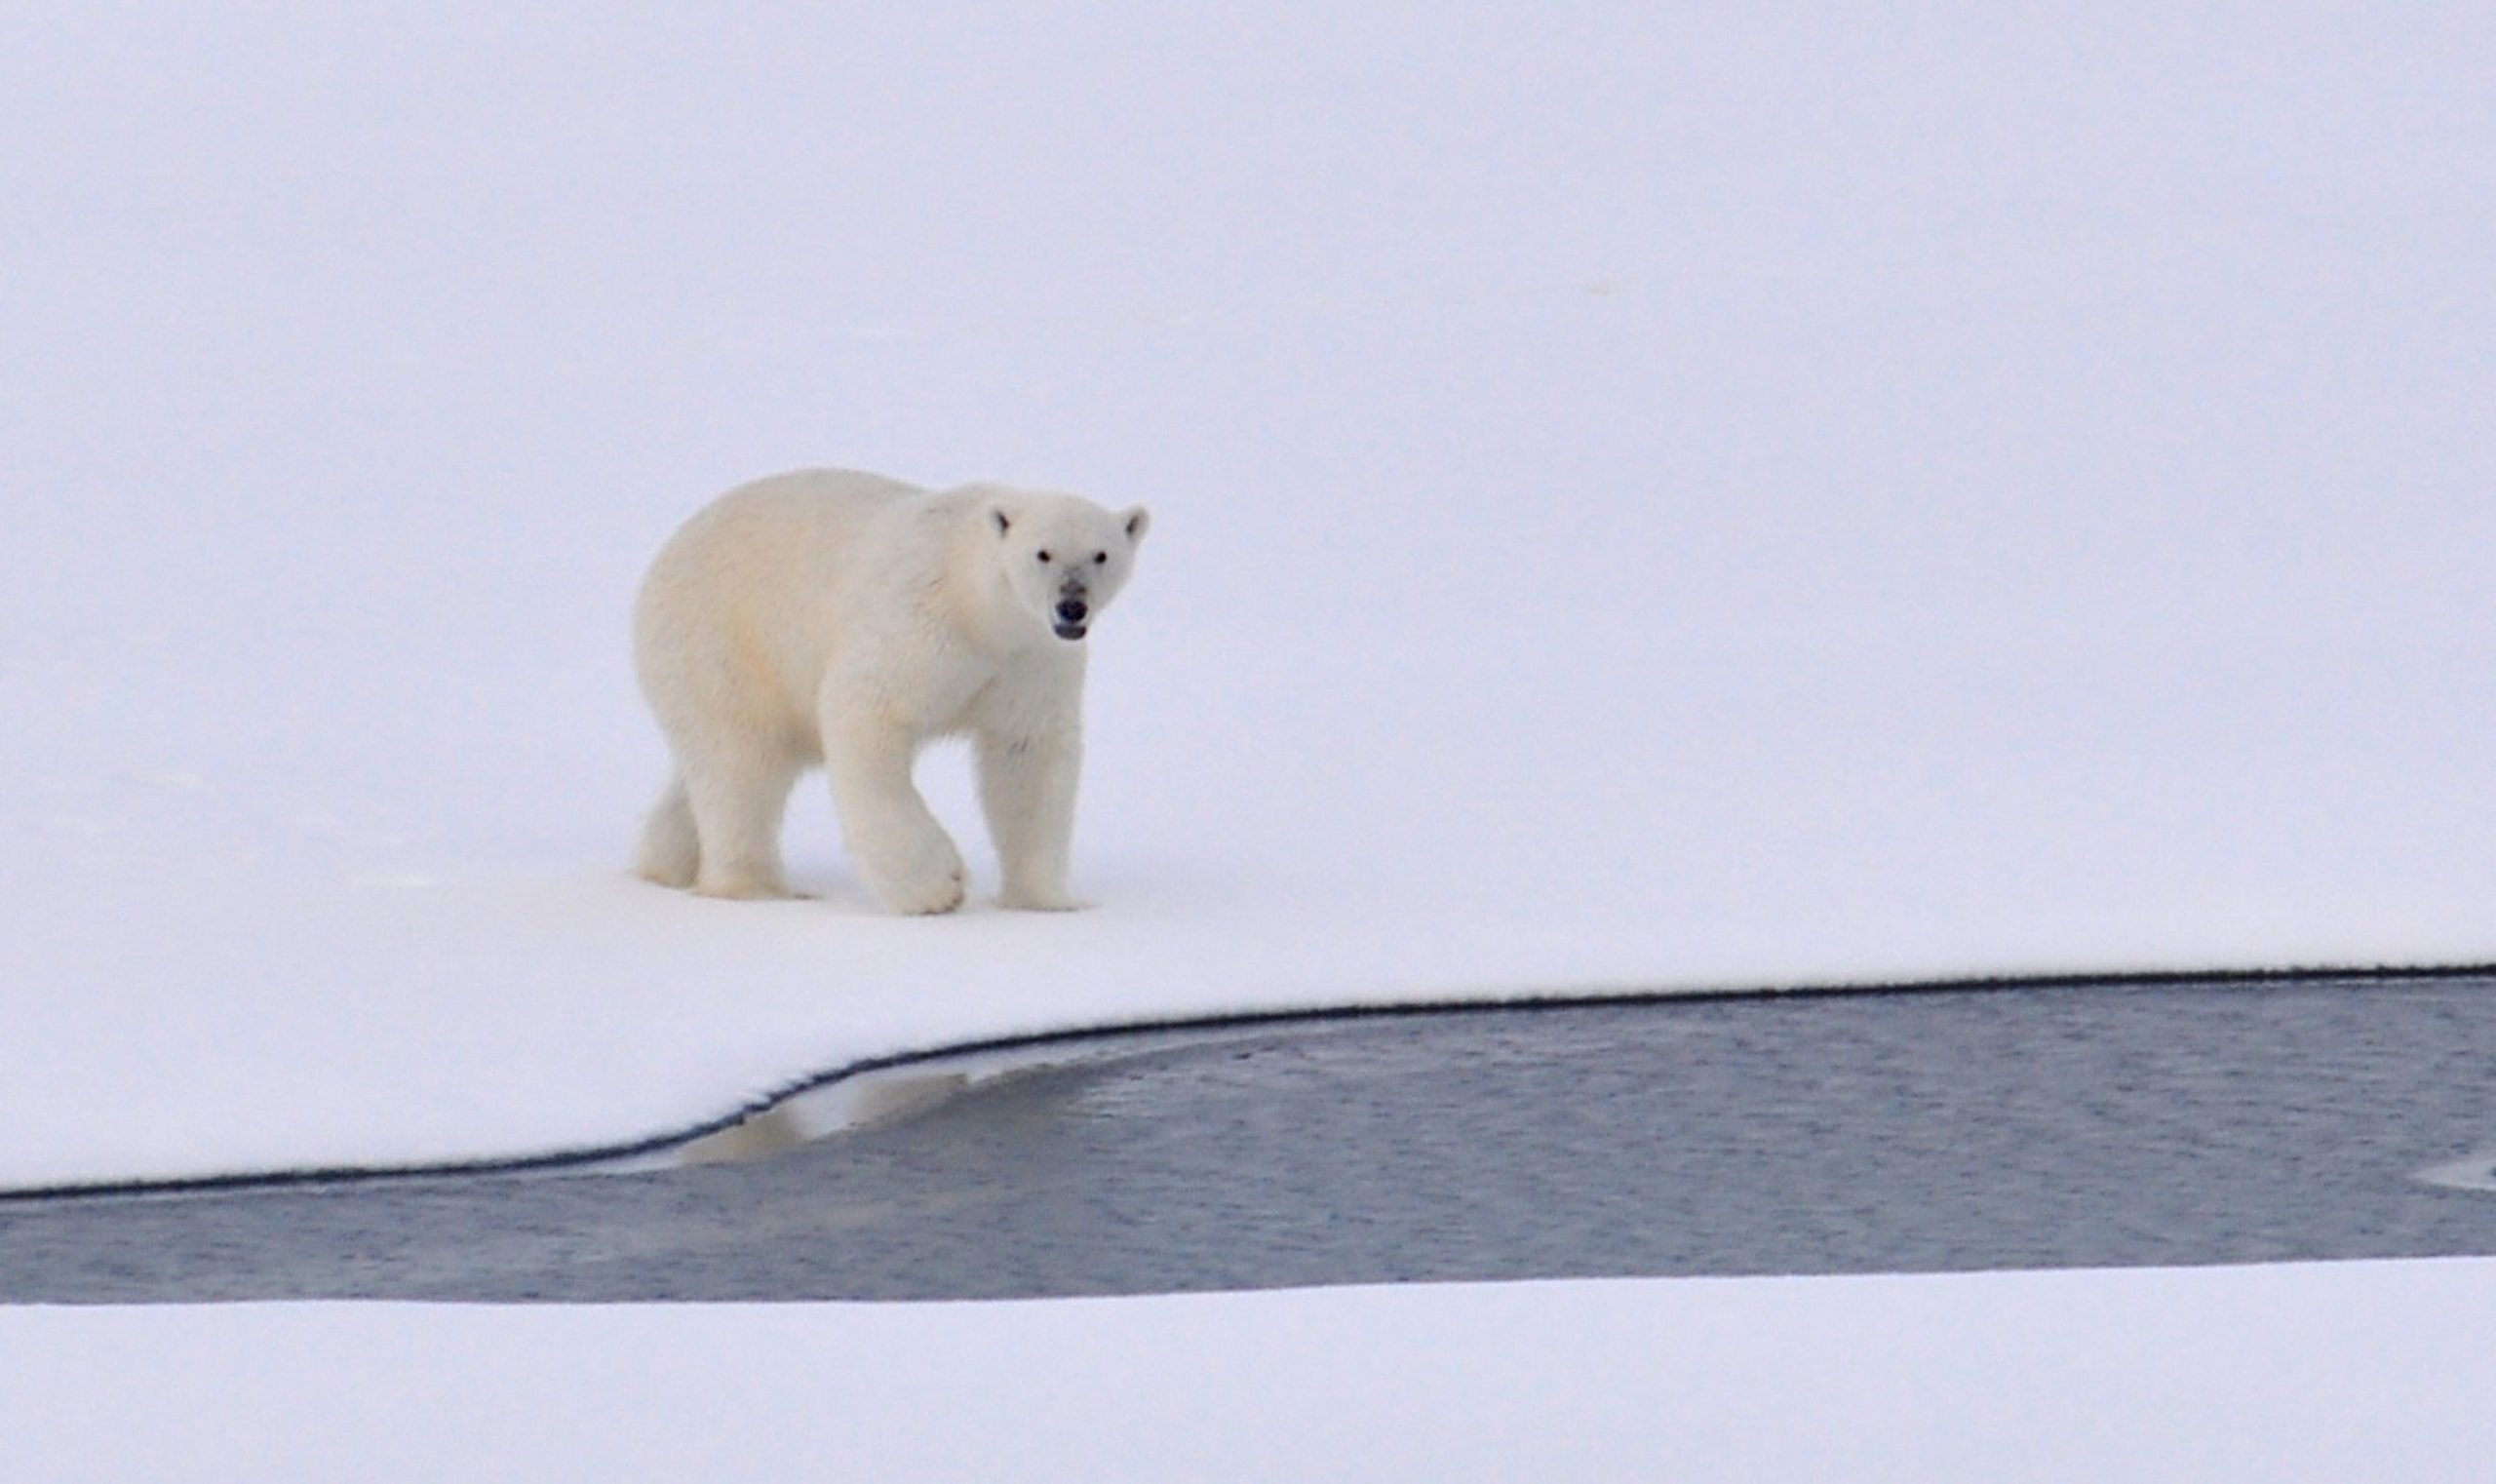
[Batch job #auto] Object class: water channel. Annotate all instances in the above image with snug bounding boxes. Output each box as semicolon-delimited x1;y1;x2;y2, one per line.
5;975;2494;1302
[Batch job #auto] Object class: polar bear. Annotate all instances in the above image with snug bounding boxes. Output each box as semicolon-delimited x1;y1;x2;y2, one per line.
632;468;1149;914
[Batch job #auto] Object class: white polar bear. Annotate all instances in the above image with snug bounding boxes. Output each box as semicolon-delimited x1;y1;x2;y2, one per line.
632;468;1149;915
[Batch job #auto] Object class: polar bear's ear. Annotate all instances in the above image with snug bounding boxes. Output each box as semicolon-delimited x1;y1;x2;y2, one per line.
990;506;1012;538
1121;506;1150;544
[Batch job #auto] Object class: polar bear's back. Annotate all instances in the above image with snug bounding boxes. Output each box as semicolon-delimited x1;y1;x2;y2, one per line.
634;468;948;739
664;466;925;560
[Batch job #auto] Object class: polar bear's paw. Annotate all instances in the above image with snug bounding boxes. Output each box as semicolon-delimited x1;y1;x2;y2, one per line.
997;884;1089;913
863;832;968;916
634;858;698;891
879;860;967;916
692;869;799;901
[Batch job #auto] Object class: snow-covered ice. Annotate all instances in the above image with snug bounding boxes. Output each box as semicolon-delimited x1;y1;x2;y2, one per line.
4;7;2491;1198
7;1260;2494;1483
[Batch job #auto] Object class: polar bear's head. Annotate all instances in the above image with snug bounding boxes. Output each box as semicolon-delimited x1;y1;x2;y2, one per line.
986;492;1150;644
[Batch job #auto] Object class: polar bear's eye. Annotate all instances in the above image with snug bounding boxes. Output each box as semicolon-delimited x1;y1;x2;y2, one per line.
1036;550;1052;564
1093;551;1108;565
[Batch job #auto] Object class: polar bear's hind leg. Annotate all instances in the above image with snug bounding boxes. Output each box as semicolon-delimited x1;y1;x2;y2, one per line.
682;749;804;900
634;773;701;888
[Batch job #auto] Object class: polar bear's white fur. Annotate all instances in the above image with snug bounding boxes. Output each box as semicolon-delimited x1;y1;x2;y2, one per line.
633;468;1149;914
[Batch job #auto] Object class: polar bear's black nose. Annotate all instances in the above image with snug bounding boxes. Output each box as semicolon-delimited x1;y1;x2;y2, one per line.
1055;598;1088;624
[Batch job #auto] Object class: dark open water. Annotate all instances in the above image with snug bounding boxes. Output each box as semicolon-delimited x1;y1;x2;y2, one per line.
6;976;2495;1302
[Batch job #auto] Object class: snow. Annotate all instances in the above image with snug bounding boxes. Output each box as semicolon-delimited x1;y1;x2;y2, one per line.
5;5;2494;1192
6;1260;2493;1482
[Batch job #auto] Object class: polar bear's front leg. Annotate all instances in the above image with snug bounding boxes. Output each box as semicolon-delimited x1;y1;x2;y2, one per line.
978;724;1085;911
822;715;967;916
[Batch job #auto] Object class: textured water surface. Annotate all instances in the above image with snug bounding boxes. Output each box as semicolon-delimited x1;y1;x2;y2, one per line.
5;977;2495;1302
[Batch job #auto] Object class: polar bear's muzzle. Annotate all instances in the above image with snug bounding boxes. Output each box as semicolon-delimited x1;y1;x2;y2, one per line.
1052;596;1090;642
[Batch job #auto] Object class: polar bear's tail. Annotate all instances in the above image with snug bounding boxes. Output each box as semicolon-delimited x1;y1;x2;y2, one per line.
634;774;700;889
